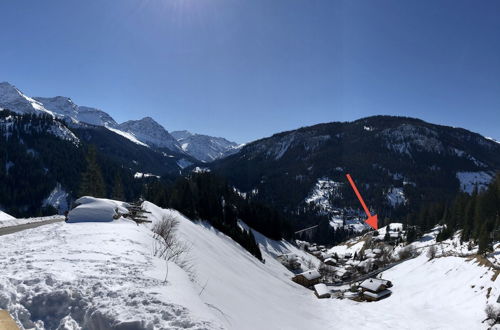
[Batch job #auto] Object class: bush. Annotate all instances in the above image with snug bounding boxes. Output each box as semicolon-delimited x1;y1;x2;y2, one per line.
485;304;500;326
398;246;414;260
152;214;193;279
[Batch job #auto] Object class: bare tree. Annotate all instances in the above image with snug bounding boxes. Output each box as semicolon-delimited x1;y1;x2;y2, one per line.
152;214;194;280
398;246;414;260
485;304;500;326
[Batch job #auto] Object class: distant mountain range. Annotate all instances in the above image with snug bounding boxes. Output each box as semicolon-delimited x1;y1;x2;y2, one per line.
171;130;241;162
2;81;500;229
0;82;238;163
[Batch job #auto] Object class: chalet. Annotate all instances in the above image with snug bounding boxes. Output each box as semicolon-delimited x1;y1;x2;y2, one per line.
359;278;392;301
314;284;331;299
311;251;323;258
324;258;337;266
344;252;352;259
335;269;353;281
308;245;318;252
292;270;321;287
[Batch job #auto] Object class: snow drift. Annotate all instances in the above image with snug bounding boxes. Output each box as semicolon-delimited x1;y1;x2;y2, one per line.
67;196;129;223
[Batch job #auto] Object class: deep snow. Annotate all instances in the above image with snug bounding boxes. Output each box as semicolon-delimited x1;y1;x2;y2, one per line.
0;201;498;329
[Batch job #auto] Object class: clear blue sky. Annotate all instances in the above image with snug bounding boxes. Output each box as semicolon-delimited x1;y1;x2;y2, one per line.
0;0;498;143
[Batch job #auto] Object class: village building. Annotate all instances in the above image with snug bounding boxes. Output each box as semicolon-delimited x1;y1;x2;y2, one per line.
314;283;331;299
324;258;337;266
292;270;321;287
334;268;353;281
359;278;392;301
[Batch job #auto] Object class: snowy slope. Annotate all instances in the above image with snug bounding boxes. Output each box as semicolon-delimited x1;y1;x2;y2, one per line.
1;200;497;329
34;96;118;127
144;203;499;330
456;171;494;194
106;126;149;147
0;218;223;329
143;202;329;330
0;210;15;221
0;82;54;116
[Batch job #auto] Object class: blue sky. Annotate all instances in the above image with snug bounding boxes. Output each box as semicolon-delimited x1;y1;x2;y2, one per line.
0;0;498;143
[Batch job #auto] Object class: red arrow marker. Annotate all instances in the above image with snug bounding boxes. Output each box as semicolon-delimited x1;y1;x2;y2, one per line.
346;174;378;230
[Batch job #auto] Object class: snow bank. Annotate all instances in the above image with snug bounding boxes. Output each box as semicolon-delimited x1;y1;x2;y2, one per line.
0;218;223;329
0;215;64;229
0;210;15;221
67;196;129;223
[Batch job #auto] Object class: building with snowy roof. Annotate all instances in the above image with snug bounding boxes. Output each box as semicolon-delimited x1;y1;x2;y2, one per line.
313;283;331;299
292;270;321;287
359;278;392;301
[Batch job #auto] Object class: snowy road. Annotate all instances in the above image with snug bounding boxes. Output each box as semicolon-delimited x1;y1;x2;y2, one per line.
0;217;64;236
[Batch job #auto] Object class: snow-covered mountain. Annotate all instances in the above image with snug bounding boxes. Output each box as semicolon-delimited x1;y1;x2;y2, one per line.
0;82;54;116
171;130;241;162
0;82;238;162
33;96;118;127
118;117;182;151
211;116;500;226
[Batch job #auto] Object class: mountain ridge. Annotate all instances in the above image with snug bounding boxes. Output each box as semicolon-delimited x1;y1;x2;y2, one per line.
0;82;239;162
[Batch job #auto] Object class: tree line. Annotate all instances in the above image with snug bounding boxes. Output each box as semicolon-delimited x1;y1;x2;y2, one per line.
405;172;500;254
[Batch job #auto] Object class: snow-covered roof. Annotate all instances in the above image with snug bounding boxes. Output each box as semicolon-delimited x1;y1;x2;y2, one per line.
314;284;330;297
363;289;392;299
298;270;321;280
324;258;337;264
360;278;387;292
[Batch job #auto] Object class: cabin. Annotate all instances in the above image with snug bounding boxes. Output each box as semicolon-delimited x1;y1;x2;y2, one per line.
324;258;337;266
314;283;331;299
334;269;353;281
311;251;323;258
359;278;392;301
292;270;321;287
344;252;352;259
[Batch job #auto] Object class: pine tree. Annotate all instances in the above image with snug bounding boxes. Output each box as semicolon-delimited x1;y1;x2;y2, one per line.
112;172;125;201
478;228;492;255
79;145;106;198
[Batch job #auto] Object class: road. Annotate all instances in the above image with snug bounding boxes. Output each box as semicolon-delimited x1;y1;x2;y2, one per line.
0;217;65;236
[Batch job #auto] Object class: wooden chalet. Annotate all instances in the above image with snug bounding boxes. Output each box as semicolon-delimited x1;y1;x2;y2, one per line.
359;278;392;301
292;270;321;287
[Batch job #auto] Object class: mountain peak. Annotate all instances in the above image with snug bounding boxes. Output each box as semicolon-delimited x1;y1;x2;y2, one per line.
0;82;54;116
118;118;181;151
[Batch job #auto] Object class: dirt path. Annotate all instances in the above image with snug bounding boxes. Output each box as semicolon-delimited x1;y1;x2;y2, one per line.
0;218;64;236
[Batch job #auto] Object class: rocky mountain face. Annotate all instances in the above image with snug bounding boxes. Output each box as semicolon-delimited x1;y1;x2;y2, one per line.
118;117;181;152
171;130;241;162
211;116;500;224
